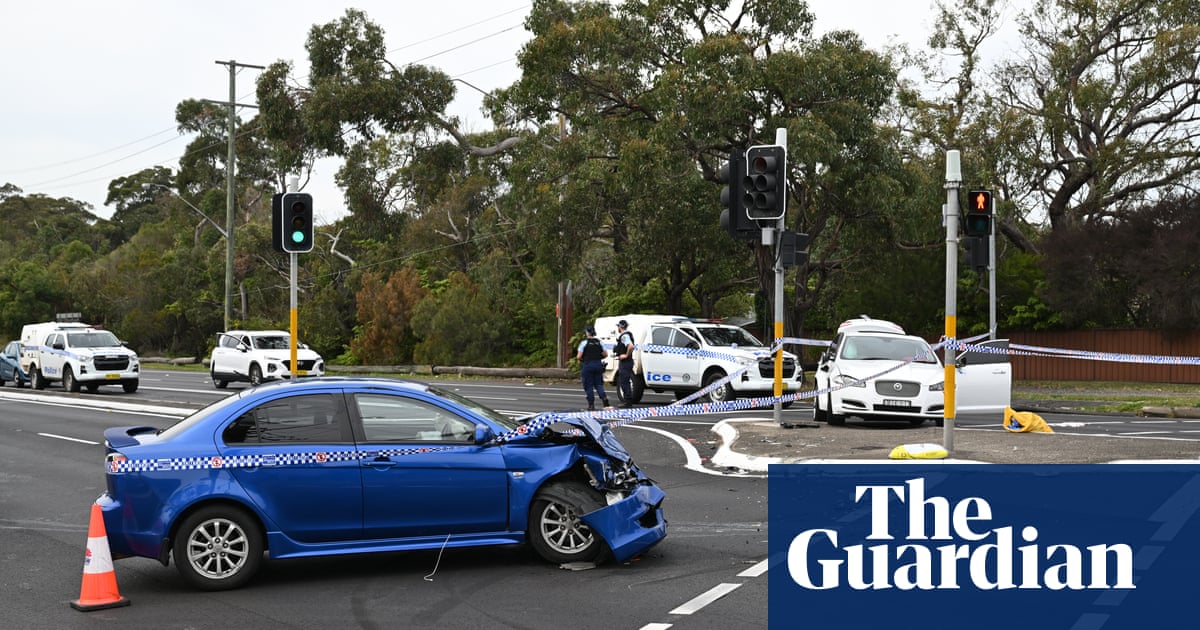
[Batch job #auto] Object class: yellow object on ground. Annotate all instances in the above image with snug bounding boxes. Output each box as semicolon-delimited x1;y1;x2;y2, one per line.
889;443;949;459
1004;407;1054;433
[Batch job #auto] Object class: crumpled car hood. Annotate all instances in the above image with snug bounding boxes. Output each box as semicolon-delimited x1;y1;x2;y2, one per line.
505;413;633;464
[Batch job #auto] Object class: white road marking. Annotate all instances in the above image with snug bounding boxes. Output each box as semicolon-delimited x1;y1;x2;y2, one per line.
38;432;98;445
668;583;742;615
737;559;770;578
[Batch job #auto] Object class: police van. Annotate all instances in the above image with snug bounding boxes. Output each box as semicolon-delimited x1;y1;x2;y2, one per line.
593;314;803;405
19;321;140;393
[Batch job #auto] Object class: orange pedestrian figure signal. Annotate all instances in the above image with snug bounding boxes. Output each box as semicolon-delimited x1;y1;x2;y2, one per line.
964;189;993;237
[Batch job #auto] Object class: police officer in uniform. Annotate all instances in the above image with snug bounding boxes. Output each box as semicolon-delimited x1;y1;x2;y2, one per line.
576;325;610;410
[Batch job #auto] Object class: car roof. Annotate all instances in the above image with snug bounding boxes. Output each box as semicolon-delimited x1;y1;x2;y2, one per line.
837;317;906;335
223;329;291;336
246;376;432;394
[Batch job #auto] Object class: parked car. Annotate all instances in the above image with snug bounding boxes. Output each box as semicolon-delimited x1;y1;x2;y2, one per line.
97;377;667;591
0;340;30;387
209;329;325;388
811;317;1011;426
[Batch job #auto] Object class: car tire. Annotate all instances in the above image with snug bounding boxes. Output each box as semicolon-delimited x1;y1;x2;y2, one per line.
211;366;227;389
703;370;733;404
31;367;46;390
826;393;846;426
615;373;646;404
173;505;264;592
812;394;827;422
528;481;607;564
249;364;263;387
63;366;80;393
122;380;138;393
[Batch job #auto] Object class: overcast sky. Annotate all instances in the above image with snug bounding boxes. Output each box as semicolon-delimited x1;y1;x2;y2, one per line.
0;1;1025;224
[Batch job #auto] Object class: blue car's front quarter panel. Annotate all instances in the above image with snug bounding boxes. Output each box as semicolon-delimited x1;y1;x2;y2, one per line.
496;442;584;532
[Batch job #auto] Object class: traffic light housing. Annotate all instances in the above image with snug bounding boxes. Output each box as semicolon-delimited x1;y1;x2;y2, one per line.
277;192;314;253
779;230;810;268
744;145;786;220
719;148;756;241
965;189;993;237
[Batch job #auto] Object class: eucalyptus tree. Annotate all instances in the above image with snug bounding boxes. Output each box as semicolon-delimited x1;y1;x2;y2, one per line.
497;0;901;332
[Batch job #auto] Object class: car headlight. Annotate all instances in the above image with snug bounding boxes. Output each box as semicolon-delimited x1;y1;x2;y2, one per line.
833;374;867;388
929;381;945;392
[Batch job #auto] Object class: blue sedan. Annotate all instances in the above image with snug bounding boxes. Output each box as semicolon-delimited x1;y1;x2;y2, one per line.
0;341;29;387
97;377;666;591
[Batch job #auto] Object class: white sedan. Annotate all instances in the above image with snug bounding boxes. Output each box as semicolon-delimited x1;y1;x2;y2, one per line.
811;319;1011;426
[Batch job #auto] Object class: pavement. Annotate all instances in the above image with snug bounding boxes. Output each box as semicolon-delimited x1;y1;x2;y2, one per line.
709;401;1200;471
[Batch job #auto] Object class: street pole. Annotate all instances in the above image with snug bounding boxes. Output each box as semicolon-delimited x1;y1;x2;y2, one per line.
989;216;997;339
212;59;265;331
287;176;299;377
772;127;786;426
943;150;962;453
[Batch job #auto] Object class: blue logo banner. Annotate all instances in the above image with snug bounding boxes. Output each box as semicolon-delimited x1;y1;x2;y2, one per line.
768;464;1200;629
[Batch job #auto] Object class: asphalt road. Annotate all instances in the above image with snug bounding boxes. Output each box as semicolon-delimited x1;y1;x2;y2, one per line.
4;371;1199;629
0;373;775;630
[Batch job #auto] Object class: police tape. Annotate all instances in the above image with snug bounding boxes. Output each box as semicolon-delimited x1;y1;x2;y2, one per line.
106;334;1200;472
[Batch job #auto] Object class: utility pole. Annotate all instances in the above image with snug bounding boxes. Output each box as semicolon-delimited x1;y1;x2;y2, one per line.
943;150;962;453
211;59;264;331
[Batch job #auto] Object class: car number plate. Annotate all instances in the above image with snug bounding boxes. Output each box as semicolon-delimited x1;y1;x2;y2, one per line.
882;399;911;407
105;373;120;380
296;370;309;376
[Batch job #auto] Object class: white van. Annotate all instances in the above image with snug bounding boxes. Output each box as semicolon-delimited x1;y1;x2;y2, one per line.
592;315;803;405
19;322;140;393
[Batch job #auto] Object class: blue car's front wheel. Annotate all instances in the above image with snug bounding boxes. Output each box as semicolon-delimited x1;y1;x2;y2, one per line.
529;482;606;564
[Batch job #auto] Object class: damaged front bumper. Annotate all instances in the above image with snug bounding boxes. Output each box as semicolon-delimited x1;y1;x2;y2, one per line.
581;483;668;563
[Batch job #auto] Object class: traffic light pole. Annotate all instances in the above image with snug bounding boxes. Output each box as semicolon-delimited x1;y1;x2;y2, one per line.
943;151;962;453
287;177;299;378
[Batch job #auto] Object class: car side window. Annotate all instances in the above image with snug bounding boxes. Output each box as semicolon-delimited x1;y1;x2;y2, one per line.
651;327;672;346
222;394;350;445
353;393;476;443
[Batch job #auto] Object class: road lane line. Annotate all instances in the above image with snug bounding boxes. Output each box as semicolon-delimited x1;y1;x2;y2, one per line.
737;558;769;578
38;432;98;445
668;583;742;615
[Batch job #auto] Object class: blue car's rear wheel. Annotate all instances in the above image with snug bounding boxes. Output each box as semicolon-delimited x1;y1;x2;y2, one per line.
529;482;607;564
173;505;263;591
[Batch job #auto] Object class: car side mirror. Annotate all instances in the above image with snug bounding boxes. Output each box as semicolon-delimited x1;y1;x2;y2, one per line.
236;343;249;352
956;355;969;368
474;424;495;444
686;340;699;350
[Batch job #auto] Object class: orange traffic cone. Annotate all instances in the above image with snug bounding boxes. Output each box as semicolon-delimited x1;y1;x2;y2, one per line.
69;503;130;611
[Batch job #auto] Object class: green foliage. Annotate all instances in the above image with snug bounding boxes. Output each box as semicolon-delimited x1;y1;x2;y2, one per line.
2;0;1197;364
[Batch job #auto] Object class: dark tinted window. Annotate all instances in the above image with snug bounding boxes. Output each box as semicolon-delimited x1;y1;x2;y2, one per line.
222;393;349;444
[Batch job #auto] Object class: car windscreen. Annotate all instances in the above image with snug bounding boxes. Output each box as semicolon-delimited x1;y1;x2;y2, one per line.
67;331;122;348
697;326;764;347
840;336;939;363
426;385;520;431
252;336;291;350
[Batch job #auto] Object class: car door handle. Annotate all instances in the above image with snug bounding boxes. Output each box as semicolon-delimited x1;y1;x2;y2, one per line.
364;459;397;469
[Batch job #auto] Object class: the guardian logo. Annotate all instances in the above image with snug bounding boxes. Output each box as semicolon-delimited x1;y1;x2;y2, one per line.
787;477;1135;591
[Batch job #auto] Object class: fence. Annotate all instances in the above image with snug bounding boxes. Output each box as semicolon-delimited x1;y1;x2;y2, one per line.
1009;329;1200;384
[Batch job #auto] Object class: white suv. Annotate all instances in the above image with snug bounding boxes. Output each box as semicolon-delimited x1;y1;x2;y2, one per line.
209;330;325;388
811;317;1011;426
